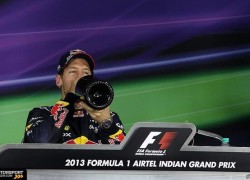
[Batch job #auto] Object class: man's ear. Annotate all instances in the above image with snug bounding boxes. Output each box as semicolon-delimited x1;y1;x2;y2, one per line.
56;74;62;88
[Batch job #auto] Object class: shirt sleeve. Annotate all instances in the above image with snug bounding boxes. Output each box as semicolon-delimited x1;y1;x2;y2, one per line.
98;112;126;144
23;93;78;143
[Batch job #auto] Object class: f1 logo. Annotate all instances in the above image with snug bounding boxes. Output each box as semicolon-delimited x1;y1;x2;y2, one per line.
140;132;161;148
140;131;177;150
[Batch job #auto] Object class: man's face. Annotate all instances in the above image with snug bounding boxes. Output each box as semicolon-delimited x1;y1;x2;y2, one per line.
56;58;92;98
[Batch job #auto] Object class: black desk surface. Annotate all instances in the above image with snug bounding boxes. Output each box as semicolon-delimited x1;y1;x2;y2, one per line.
1;122;250;172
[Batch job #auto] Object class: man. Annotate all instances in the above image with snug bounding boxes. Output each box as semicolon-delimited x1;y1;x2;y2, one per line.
23;49;125;144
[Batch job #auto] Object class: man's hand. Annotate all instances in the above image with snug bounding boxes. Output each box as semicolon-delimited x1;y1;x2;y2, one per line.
76;101;111;124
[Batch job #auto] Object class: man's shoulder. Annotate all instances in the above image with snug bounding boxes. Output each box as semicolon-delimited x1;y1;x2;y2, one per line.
26;106;53;122
30;106;52;114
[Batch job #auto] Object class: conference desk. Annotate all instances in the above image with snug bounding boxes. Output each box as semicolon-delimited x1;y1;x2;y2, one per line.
1;122;250;179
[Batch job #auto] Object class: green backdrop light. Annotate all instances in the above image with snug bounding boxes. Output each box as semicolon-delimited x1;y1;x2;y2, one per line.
0;68;250;145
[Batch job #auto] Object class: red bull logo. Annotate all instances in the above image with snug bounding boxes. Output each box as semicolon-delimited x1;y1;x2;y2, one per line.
109;129;125;142
64;136;96;144
51;104;62;120
51;101;69;128
115;133;125;142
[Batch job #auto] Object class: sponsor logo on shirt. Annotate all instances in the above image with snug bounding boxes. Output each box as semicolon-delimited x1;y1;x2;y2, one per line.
64;136;96;144
51;101;69;128
109;129;125;142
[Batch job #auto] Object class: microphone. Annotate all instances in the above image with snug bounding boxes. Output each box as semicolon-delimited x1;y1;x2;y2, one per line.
197;129;230;146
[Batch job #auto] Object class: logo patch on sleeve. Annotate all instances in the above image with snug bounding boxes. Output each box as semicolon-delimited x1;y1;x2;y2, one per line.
51;101;69;128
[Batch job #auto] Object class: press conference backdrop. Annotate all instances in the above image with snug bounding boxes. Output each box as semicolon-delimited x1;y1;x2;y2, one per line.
0;0;250;146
